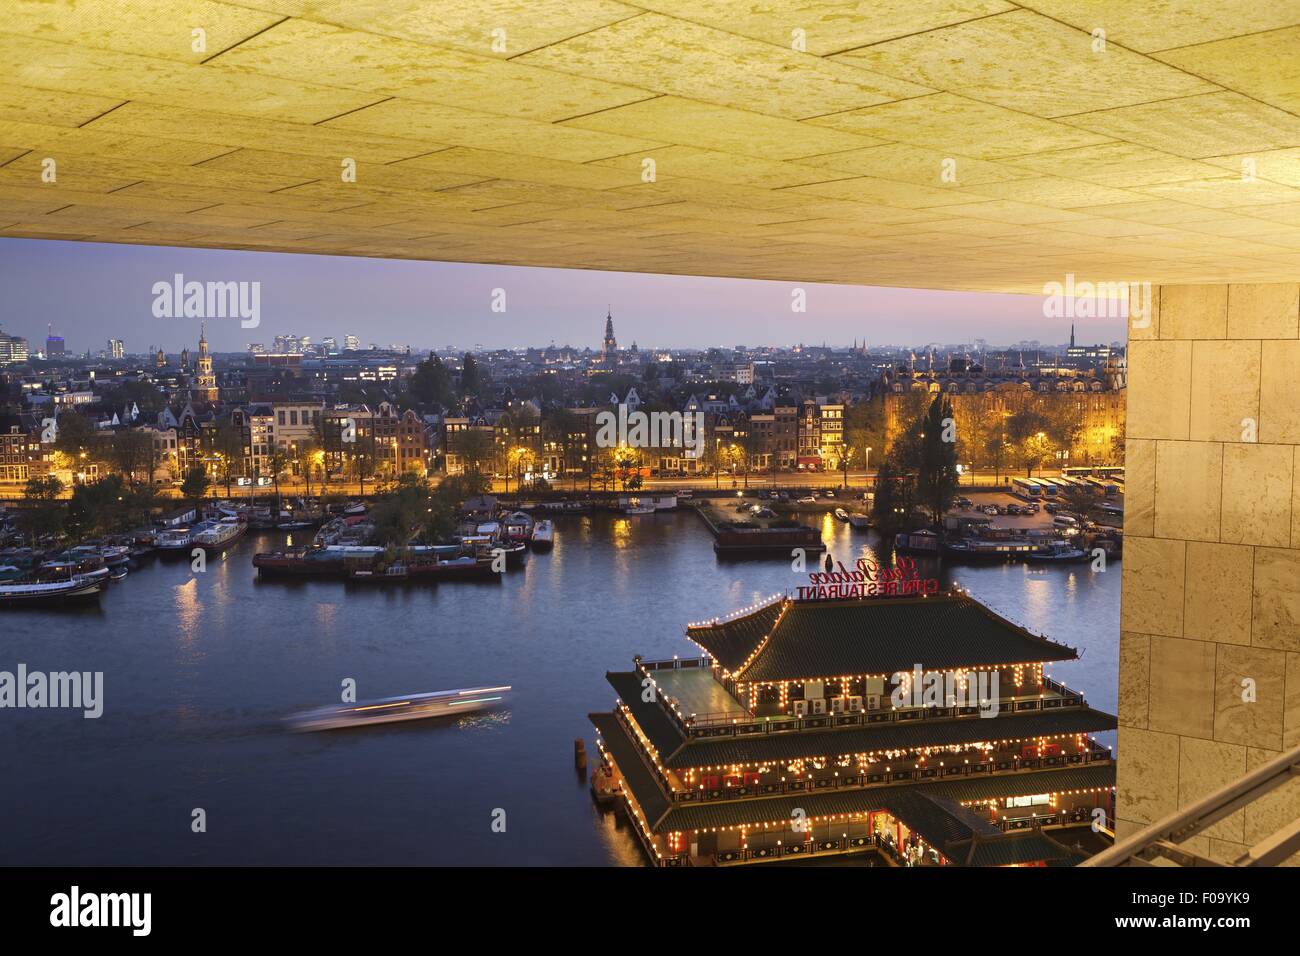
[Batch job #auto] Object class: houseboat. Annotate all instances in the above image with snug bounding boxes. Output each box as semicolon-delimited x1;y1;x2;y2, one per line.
894;529;940;555
193;516;247;553
154;526;194;556
589;590;1116;867
0;569;106;606
847;512;871;530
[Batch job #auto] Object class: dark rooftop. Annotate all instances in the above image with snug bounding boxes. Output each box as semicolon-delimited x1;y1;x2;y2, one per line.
686;593;1078;682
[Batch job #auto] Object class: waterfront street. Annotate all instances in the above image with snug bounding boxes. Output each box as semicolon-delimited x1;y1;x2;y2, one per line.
0;507;1119;866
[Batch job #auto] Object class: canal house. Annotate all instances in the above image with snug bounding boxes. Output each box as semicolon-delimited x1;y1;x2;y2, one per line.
589;589;1117;866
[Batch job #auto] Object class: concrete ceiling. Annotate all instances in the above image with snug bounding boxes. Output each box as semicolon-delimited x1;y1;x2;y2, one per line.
3;0;1300;293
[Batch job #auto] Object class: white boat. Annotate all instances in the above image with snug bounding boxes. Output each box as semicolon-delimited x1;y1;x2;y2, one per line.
847;512;871;529
834;508;849;522
530;519;554;552
623;505;656;515
193;517;247;552
155;527;193;552
287;685;512;732
0;572;105;606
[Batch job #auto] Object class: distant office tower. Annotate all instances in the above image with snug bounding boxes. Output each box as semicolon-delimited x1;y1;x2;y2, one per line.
0;327;29;365
107;338;124;358
322;337;337;353
344;334;360;351
45;324;65;356
247;343;265;354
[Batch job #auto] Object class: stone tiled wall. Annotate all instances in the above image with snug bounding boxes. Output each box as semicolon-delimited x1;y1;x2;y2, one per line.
1118;283;1300;864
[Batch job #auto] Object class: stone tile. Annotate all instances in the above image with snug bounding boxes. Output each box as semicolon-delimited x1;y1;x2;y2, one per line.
1178;736;1247;843
1121;536;1186;637
1184;541;1253;645
1227;283;1299;339
1118;630;1150;729
1221;444;1292;547
1294;447;1300;548
1205;837;1249;864
1161;284;1228;339
1252;548;1300;653
1244;747;1300;864
1154;440;1221;542
1286;653;1300;751
1127;340;1192;440
1148;636;1216;737
1124;438;1155;537
1260;340;1300;444
1115;726;1180;826
1129;283;1159;342
1189;340;1260;442
1214;644;1285;750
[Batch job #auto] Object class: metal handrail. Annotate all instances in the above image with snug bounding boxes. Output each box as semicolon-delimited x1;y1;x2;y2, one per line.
1083;741;1300;867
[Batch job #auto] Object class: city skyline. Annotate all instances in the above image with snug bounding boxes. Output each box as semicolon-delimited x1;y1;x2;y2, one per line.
0;239;1127;354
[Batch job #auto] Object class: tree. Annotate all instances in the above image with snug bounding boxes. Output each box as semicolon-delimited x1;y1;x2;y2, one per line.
66;474;131;539
267;448;289;499
916;394;959;526
844;396;887;474
52;411;99;465
109;429;153;489
455;429;495;479
180;466;210;502
212;419;245;495
409;354;456;407
460;353;482;398
20;474;64;545
871;459;915;536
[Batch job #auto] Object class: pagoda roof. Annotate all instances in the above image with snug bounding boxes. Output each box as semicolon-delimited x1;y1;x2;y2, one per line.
685;592;1077;682
593;707;1114;835
946;829;1087;867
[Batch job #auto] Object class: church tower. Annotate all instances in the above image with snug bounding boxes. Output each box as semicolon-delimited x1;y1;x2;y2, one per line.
601;308;617;360
193;322;218;402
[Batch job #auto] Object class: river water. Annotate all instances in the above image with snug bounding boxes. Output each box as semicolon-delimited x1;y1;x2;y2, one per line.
0;509;1118;865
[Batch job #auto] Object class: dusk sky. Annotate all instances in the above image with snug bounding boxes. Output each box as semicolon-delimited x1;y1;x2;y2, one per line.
0;238;1126;354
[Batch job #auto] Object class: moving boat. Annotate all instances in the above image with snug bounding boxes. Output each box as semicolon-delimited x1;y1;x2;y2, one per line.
0;570;105;607
833;508;849;522
847;512;871;530
193;517;247;553
530;519;554;552
287;685;512;732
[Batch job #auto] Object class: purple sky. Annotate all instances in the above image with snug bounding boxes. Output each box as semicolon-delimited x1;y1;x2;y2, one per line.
0;238;1125;354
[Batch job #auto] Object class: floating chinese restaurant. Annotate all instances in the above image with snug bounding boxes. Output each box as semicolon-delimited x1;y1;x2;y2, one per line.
589;589;1117;867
